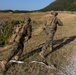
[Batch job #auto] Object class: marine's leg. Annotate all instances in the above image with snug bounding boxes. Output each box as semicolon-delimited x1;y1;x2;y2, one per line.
1;43;19;71
39;36;51;58
49;31;55;51
49;36;53;51
15;42;24;60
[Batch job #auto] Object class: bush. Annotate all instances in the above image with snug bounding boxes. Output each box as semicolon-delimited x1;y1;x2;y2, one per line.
0;20;21;46
11;20;20;25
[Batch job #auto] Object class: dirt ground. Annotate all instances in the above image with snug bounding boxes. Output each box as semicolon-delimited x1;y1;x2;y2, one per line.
0;11;76;75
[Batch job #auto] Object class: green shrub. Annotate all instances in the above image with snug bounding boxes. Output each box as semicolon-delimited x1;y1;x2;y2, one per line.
11;20;20;25
0;20;21;46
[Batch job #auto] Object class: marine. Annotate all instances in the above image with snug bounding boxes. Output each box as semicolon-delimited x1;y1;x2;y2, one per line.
1;17;32;72
39;11;63;58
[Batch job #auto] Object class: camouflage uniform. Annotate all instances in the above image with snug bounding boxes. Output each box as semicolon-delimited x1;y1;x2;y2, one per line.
40;11;63;58
1;17;32;71
7;17;32;62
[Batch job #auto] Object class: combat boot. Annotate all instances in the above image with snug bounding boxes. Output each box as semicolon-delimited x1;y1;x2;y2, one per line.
39;50;45;58
1;60;7;71
14;56;19;61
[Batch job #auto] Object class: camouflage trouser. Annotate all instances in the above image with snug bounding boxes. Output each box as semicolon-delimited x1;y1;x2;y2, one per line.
6;42;24;62
42;27;56;53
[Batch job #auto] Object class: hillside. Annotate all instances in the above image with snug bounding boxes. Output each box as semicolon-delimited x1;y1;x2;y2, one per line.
41;0;76;11
0;12;76;75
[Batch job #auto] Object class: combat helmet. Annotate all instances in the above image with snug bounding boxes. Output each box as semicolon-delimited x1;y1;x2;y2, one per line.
24;17;31;23
51;11;58;16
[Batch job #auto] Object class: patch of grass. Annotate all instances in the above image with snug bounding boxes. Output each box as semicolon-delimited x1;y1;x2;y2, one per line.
0;11;76;75
0;20;24;46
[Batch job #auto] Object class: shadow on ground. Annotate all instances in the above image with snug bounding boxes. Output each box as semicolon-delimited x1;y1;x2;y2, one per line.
1;35;76;74
45;35;76;57
22;35;76;59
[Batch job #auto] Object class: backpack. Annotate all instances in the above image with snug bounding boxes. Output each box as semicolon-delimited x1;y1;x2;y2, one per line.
45;16;55;26
43;16;56;34
8;23;26;43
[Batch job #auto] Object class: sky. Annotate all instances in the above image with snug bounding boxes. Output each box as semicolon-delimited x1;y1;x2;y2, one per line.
0;0;55;11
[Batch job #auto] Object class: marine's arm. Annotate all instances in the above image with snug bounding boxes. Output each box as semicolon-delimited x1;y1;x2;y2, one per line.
56;18;63;26
27;25;32;40
42;20;47;30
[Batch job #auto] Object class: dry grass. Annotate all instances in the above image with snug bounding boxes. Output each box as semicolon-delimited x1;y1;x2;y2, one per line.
0;11;76;75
